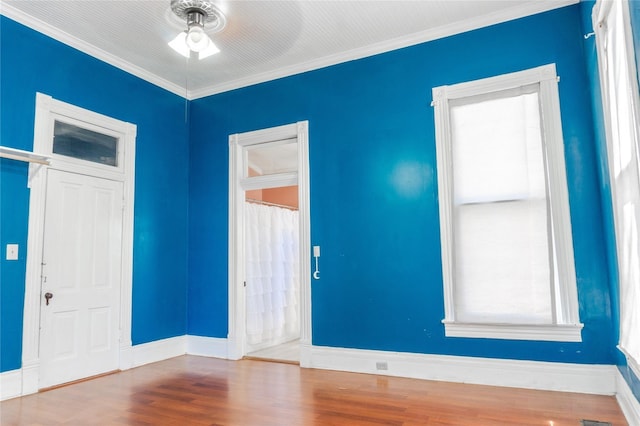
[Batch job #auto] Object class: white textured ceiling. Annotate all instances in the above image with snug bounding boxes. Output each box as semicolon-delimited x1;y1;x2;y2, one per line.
2;0;576;99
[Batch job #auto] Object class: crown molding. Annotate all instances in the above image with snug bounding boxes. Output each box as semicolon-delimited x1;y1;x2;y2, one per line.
188;0;578;99
0;2;187;99
1;0;578;101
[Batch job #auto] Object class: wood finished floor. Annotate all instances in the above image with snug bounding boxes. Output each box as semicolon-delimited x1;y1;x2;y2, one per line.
0;355;628;426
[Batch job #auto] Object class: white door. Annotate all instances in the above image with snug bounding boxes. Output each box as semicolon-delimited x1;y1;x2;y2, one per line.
39;169;123;388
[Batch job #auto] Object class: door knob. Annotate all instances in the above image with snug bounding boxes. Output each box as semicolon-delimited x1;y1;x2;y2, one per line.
44;292;53;306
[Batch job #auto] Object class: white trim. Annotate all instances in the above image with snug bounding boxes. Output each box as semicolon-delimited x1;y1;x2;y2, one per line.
20;361;39;396
616;369;640;426
240;172;298;191
228;121;311;360
539;66;580;326
22;93;136;392
0;369;22;401
432;64;582;341
297;122;312;349
307;345;616;395
228;132;244;361
130;336;186;368
131;336;230;365
119;122;137;366
0;3;185;98
188;1;578;99
443;322;583;342
434;64;559;100
186;336;229;359
235;125;300;146
119;343;134;372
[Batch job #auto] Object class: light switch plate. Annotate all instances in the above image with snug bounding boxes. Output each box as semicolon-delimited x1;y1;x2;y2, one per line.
6;244;19;260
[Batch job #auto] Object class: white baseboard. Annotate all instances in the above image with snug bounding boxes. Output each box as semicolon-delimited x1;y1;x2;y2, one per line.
129;335;231;369
119;343;133;371
616;369;640;425
0;369;22;401
300;342;313;368
308;345;617;395
20;361;39;396
130;336;187;368
186;335;228;359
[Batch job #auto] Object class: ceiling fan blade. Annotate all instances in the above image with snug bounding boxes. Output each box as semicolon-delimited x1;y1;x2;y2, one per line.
168;32;190;58
199;37;220;59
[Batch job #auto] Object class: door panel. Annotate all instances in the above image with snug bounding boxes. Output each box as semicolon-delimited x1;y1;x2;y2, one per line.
39;169;123;389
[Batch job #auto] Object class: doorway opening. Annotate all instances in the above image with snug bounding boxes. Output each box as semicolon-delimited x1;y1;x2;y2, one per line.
228;121;310;364
244;184;300;363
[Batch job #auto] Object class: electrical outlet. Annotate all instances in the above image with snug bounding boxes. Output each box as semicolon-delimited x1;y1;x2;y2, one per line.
376;361;388;371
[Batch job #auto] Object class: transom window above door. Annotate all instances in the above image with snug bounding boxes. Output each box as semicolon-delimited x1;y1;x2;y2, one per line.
53;120;119;167
244;138;298;178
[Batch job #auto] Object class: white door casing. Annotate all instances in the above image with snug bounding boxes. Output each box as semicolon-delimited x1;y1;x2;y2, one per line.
228;121;311;362
22;93;136;395
39;170;123;388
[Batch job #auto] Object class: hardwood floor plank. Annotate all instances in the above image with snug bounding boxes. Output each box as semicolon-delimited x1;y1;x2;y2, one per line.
0;355;628;425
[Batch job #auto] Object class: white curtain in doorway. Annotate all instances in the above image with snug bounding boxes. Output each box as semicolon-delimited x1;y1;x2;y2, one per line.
245;202;300;350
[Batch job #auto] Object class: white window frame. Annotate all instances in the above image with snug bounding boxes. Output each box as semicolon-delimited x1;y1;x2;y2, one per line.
432;64;583;342
593;0;640;377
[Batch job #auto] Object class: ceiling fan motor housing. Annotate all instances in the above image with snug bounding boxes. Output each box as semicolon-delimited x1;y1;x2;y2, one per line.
170;0;226;32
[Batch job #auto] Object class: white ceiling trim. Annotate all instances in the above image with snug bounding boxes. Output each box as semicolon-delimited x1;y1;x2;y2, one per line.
188;0;578;100
0;2;186;98
2;0;578;101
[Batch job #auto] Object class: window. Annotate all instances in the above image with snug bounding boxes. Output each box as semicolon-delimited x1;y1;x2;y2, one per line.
53;120;119;166
594;0;640;375
432;64;582;341
245;138;298;177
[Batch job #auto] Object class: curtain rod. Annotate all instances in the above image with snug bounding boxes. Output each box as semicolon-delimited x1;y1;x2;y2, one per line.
246;198;298;211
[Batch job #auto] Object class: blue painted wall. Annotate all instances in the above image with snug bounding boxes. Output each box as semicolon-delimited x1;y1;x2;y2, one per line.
0;16;189;372
188;5;616;364
578;0;640;404
1;2;634;391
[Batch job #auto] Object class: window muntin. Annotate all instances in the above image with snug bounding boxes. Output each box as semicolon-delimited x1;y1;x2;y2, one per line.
432;64;582;341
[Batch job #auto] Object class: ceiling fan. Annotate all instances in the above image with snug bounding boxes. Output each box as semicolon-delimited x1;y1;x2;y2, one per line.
168;0;226;60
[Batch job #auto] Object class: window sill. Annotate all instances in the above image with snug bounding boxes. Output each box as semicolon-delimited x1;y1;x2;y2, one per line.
442;321;583;342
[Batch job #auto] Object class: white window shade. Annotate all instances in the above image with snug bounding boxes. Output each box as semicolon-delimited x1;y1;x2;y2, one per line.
454;201;552;324
452;91;553;325
451;90;546;204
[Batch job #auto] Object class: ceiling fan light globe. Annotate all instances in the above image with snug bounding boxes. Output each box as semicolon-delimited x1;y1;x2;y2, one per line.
186;26;210;52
